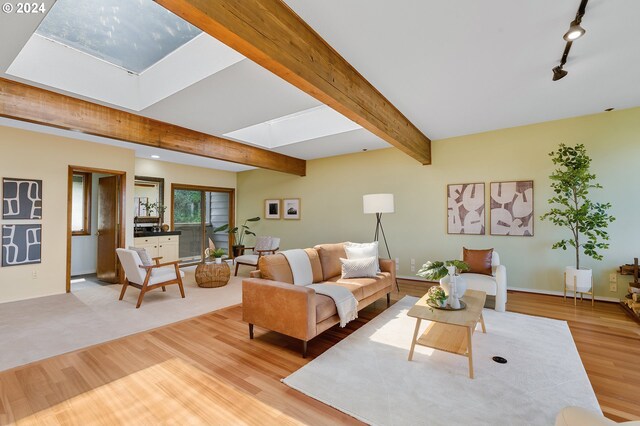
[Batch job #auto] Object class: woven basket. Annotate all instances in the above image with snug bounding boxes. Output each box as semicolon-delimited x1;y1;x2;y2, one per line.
195;262;230;288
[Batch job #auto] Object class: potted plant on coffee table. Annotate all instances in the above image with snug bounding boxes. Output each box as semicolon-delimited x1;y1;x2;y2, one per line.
417;260;470;301
540;143;615;295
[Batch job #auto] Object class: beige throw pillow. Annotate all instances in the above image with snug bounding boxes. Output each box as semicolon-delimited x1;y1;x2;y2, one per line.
340;256;378;279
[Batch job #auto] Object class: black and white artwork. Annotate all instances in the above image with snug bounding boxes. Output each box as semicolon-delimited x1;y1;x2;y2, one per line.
3;178;42;219
447;183;485;235
2;224;42;266
490;181;534;236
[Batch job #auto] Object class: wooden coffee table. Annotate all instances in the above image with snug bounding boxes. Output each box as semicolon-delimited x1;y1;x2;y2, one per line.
407;289;487;379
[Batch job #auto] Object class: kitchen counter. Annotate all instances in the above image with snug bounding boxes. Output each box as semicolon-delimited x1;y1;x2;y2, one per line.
133;230;182;238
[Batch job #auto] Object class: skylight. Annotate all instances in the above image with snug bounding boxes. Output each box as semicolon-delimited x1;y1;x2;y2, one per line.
223;106;362;149
35;0;202;74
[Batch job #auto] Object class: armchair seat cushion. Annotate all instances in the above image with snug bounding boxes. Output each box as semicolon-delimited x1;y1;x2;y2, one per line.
463;272;498;296
149;267;185;286
235;254;259;266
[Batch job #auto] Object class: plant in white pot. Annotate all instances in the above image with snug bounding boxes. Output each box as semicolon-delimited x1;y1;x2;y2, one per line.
417;260;470;306
540;143;615;294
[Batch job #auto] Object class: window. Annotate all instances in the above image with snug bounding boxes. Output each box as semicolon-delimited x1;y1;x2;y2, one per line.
71;173;92;235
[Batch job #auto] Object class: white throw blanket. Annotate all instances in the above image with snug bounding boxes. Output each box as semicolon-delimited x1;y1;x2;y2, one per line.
281;249;313;286
308;284;358;327
282;249;358;327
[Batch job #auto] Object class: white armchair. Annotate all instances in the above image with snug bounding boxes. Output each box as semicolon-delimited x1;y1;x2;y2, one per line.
234;236;280;276
116;248;186;308
460;250;507;312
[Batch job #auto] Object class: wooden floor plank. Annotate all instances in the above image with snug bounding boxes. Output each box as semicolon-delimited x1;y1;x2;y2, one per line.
0;281;638;424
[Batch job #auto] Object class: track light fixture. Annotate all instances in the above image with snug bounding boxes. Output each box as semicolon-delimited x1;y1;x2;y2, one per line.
552;0;589;81
563;20;585;41
552;66;568;81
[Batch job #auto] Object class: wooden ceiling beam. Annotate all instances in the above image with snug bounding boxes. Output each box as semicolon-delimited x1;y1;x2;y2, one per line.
155;0;432;165
0;78;306;176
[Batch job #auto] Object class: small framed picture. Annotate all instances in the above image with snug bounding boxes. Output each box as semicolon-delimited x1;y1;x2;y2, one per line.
283;198;301;220
264;199;281;219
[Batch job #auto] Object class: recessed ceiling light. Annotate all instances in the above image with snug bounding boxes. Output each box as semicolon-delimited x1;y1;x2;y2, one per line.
151;155;160;159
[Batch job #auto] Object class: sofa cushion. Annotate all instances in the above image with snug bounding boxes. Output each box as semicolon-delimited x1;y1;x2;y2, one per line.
315;294;337;323
338;273;392;299
463;247;493;276
314;243;348;280
305;248;324;283
324;276;365;300
258;254;294;284
340;256;378;279
463;273;498;296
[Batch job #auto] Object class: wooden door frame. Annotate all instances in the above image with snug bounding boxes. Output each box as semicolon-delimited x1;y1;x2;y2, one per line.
66;166;127;292
170;183;235;265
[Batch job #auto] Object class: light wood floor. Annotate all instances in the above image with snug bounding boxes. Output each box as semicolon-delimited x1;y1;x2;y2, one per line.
0;280;638;425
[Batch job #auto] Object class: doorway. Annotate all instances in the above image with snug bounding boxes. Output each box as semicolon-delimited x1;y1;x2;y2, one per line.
66;166;126;292
171;184;234;265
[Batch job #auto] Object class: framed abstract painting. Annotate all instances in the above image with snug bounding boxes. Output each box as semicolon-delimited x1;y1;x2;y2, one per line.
447;183;485;235
490;180;534;236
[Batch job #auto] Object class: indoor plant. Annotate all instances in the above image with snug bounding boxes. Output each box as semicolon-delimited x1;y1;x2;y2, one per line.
213;216;261;257
207;248;227;264
426;285;447;308
540;143;615;292
417;260;470;302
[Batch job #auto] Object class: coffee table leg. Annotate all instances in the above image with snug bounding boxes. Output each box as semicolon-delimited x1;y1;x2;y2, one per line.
480;313;486;334
467;326;474;379
408;318;422;361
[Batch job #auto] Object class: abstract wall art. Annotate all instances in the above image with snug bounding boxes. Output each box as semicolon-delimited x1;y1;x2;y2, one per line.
447;183;485;235
2;224;42;266
3;178;42;219
490;180;534;236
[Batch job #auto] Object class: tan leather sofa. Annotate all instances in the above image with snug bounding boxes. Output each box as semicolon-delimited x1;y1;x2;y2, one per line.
242;243;396;356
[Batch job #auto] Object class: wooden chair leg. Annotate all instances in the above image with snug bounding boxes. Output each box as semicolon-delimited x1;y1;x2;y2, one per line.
119;279;129;300
136;271;152;309
234;262;240;276
162;286;166;292
175;264;185;298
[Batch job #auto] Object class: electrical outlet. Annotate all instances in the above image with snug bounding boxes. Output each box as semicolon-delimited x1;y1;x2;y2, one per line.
395;258;400;271
610;282;617;292
32;270;37;279
410;258;415;272
609;273;617;283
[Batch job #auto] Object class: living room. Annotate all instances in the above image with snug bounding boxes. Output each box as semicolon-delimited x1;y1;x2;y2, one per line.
0;0;639;425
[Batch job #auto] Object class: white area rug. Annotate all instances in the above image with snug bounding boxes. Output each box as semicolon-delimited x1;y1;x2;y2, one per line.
283;296;600;426
0;266;242;372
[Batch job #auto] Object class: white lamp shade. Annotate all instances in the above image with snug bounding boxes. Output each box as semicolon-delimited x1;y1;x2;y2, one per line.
363;193;394;214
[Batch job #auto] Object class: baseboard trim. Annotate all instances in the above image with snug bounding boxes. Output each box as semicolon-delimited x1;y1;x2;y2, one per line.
396;275;620;303
507;287;620;303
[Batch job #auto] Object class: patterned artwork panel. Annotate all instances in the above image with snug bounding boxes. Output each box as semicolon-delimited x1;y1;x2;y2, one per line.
3;178;42;219
2;224;42;266
490;181;534;236
447;183;485;235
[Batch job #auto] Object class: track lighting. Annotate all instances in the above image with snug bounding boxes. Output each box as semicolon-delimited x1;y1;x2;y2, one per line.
552;66;568;81
563;20;585;41
552;0;589;81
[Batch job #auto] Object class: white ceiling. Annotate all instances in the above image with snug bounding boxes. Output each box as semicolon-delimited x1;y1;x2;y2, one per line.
0;0;638;170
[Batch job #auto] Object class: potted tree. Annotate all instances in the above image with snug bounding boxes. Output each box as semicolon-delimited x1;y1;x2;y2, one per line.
540;143;615;293
213;216;261;257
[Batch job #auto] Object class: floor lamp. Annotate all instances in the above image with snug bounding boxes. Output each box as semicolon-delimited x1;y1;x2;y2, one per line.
363;193;398;291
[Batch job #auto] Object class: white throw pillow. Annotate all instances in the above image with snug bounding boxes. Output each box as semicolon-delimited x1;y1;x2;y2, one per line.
129;246;153;266
344;241;380;272
340;256;378;279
